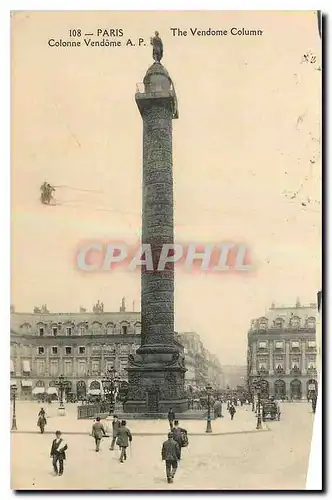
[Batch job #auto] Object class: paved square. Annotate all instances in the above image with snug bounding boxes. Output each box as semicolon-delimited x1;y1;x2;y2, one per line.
11;402;315;490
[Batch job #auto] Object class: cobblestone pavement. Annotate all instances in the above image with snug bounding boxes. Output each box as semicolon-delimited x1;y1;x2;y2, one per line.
11;402;315;490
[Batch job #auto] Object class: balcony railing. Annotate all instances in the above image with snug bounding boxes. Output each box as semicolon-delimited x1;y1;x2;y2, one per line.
307;367;317;376
275;367;285;376
257;368;269;376
290;367;301;375
136;81;175;96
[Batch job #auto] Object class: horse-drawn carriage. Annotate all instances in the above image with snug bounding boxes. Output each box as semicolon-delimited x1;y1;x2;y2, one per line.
262;400;281;421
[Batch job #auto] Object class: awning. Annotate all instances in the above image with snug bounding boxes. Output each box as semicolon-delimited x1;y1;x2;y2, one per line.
22;360;30;372
10;360;14;372
47;387;58;395
88;389;101;396
21;380;32;388
32;387;45;395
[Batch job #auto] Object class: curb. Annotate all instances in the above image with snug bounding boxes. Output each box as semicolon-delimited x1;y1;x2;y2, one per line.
11;428;270;437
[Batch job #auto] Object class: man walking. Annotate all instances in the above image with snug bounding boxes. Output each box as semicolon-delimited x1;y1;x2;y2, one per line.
91;416;107;452
116;420;132;463
229;403;236;420
50;430;68;476
109;415;121;451
167;407;175;430
37;407;47;433
162;432;181;484
171;420;188;460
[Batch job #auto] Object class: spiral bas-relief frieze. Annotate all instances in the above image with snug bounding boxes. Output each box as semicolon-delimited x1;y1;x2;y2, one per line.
125;74;187;411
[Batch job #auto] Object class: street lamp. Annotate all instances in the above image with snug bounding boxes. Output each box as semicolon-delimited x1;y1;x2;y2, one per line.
11;385;17;431
101;368;120;415
256;382;263;430
251;379;256;411
205;385;213;433
55;374;70;416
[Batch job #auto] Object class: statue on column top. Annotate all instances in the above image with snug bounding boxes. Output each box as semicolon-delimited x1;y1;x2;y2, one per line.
150;31;163;62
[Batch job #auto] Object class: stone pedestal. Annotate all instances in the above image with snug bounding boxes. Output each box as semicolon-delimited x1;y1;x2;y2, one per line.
124;62;187;414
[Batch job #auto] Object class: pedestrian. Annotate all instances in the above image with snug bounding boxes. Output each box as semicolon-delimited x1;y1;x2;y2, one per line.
91;416;107;452
116;420;132;463
229;404;236;420
162;432;181;484
37;407;47;433
50;430;68;476
167;407;175;430
171;420;188;460
109;415;121;451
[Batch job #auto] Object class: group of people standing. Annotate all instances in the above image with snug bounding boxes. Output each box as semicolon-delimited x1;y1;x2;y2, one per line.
91;415;132;463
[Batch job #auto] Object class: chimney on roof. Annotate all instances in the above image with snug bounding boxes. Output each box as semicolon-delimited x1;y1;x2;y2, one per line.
296;297;301;308
271;301;275;309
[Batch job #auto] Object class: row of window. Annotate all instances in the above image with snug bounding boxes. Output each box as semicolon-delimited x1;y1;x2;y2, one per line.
252;316;316;330
256;340;316;350
34;344;136;356
20;322;141;337
256;361;316;371
12;359;128;377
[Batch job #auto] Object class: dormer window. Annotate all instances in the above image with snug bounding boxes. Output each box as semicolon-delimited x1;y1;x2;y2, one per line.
39;327;44;337
306;317;316;329
258;318;268;330
106;323;115;335
274;317;284;329
66;327;72;337
290;316;300;329
52;327;58;336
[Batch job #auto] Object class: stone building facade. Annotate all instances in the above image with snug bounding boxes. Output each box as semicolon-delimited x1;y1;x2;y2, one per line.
247;300;318;400
178;332;223;391
10;304;221;399
10;302;142;400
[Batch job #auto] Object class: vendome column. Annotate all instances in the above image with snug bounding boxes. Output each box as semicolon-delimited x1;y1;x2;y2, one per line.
124;38;187;414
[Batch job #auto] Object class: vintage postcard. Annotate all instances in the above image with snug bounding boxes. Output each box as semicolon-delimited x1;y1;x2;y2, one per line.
10;10;322;490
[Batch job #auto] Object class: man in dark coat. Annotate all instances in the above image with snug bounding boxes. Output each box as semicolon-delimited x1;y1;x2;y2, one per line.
91;416;107;452
37;407;47;433
167;408;175;430
229;403;236;420
171;420;188;460
162;432;181;484
116;420;132;463
110;415;121;451
50;430;68;476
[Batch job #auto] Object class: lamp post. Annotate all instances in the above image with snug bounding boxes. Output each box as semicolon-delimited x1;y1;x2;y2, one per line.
256;379;263;430
205;384;213;433
101;368;120;415
11;385;17;431
55;374;70;416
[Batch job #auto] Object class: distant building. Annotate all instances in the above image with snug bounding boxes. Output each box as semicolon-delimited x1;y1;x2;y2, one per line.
221;365;247;390
177;332;223;390
247;299;318;400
